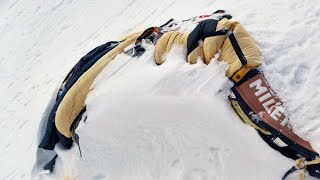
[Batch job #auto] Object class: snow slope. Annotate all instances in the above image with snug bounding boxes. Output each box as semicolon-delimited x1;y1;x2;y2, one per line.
0;0;319;179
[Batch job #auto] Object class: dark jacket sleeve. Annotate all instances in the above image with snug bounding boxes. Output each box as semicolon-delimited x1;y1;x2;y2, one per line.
187;19;218;55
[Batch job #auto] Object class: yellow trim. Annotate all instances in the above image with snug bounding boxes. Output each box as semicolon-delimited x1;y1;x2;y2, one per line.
300;171;305;180
231;66;250;82
231;100;271;135
295;157;320;169
293;157;320;180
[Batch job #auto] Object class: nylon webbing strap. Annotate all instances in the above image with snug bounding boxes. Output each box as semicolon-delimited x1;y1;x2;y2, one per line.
226;30;248;66
231;66;250;82
282;157;320;180
209;29;248;66
209;29;249;82
44;154;58;172
160;19;174;27
212;29;229;36
282;166;298;180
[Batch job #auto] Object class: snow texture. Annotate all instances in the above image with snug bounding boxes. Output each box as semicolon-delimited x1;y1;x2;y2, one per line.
0;0;319;179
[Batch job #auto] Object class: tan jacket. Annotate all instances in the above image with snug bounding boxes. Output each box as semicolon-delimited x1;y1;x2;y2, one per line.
154;18;261;77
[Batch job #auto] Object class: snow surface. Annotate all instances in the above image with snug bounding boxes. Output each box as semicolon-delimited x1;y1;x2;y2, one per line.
0;0;320;179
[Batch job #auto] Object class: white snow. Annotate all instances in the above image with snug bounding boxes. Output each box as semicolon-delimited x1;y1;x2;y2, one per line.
0;0;319;179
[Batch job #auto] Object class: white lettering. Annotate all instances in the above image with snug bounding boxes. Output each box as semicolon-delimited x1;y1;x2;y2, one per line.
258;92;272;102
262;98;275;114
249;79;267;96
280;117;289;127
249;78;288;127
270;106;283;121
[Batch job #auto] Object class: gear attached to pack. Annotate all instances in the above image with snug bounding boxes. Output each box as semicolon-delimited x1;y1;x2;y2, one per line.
125;27;163;57
229;68;320;179
216;20;320;174
224;34;320;177
282;157;320;180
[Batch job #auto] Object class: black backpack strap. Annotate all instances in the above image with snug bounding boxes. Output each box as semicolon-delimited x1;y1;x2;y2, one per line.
70;106;87;157
187;19;247;67
282;166;298;180
215;29;249;82
187;19;219;55
225;30;247;66
160;19;175;27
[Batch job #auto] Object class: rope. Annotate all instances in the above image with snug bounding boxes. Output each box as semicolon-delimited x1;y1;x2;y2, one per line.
283;157;320;180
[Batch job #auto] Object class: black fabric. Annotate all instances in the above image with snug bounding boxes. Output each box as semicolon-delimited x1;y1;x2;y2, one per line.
307;164;320;178
187;19;219;55
282;166;297;180
212;29;229;36
70;106;87;156
39;41;120;150
282;163;320;179
57;41;120;100
227;32;247;66
40;126;59;150
71;42;119;77
258;131;300;160
212;10;232;20
160;19;174;28
221;15;232;20
187;19;247;73
133;45;146;57
57;130;73;149
213;10;226;14
43;154;58;173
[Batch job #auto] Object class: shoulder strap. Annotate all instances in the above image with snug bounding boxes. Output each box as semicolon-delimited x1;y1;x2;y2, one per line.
225;30;247;66
203;28;248;66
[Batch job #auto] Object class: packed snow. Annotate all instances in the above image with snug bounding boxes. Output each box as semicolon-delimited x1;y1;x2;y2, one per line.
0;0;320;179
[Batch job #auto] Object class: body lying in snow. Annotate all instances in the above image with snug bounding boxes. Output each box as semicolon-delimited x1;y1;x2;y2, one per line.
35;10;320;179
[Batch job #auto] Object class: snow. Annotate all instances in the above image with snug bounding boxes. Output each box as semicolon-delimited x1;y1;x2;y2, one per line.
0;0;319;179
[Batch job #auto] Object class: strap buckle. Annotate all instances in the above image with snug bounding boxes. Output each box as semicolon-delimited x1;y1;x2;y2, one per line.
295;158;307;170
231;66;250;83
